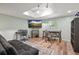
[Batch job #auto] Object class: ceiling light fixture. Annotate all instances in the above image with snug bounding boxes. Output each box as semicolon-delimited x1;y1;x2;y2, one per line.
23;3;53;18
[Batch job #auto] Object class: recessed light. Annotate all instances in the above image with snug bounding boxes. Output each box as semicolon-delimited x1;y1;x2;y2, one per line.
67;10;72;13
23;11;29;15
36;10;40;14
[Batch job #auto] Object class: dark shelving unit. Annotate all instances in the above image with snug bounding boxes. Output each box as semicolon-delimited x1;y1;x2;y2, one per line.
71;17;79;52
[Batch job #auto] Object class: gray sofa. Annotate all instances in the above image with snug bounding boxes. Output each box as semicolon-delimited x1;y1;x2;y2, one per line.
0;35;39;55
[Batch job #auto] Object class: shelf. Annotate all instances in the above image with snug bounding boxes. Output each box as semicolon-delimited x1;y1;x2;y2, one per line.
71;20;75;25
71;32;75;35
71;31;74;33
71;26;74;29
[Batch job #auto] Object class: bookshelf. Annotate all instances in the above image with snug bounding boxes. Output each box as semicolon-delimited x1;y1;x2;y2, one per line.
71;17;79;52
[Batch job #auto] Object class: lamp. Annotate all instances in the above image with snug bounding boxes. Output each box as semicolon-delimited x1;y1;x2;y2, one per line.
23;3;53;18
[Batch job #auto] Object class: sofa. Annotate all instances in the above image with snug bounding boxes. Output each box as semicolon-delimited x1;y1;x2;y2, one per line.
0;34;39;55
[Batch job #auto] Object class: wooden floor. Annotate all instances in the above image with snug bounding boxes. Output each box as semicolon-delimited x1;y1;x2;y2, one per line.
25;37;78;55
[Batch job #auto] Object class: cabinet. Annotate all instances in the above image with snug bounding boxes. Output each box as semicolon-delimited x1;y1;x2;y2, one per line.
71;17;79;52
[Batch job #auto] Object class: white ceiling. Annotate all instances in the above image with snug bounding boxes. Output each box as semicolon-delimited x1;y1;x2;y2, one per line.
0;3;79;19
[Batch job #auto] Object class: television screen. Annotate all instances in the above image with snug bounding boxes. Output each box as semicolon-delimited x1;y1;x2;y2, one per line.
28;20;42;28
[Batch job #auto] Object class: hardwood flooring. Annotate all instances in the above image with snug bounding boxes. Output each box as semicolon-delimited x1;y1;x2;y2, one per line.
24;38;77;55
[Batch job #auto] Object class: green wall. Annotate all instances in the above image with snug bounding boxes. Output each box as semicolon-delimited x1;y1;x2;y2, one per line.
0;15;27;30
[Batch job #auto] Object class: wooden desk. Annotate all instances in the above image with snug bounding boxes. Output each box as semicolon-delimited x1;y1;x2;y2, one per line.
43;31;62;43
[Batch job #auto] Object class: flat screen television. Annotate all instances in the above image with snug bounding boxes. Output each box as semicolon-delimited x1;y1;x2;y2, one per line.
28;20;42;28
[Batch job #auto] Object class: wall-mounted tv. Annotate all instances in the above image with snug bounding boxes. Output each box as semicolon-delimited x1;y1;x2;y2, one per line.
28;20;42;28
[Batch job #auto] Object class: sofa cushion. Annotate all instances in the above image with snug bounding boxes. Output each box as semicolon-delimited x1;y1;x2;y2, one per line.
0;43;7;55
9;40;39;55
0;35;18;55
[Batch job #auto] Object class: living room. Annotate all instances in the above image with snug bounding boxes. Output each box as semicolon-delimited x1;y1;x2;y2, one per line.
0;3;79;55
